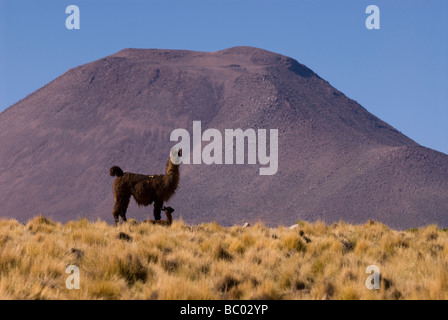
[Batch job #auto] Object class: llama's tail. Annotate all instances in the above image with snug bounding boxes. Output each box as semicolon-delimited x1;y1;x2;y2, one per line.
110;166;124;177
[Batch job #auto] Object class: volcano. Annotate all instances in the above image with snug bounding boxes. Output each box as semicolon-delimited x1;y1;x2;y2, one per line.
0;46;447;228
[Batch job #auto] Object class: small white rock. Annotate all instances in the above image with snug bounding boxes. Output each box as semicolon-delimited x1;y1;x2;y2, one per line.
289;224;300;230
242;222;250;228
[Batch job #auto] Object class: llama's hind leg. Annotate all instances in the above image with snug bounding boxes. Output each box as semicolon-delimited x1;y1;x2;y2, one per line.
113;197;130;226
153;201;163;220
112;203;121;226
119;206;128;223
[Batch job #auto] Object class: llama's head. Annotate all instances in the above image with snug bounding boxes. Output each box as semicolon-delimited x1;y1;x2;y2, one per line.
162;206;174;223
170;147;182;165
162;206;175;214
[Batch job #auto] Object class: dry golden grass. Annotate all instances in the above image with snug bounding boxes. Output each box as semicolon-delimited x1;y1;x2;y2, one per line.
0;216;447;299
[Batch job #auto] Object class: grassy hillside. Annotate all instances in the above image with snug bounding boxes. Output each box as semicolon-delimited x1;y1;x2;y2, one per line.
0;216;447;299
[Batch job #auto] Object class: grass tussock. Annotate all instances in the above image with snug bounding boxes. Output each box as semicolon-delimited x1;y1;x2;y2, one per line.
0;216;447;299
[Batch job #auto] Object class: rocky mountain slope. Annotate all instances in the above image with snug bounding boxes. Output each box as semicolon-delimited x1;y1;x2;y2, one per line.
0;46;447;228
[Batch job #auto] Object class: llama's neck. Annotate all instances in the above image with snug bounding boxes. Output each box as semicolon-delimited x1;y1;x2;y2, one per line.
163;159;180;191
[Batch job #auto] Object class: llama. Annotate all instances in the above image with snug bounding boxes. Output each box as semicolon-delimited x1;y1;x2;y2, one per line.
110;148;182;225
145;206;175;226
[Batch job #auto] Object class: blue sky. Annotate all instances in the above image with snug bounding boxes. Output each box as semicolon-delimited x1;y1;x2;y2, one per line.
0;0;447;154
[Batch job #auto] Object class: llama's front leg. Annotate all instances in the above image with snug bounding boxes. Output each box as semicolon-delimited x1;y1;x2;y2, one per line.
153;201;163;220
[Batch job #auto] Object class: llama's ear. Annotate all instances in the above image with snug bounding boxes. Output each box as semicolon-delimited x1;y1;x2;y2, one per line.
178;149;182;157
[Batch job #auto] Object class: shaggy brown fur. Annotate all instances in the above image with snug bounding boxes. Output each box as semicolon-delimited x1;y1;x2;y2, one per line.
110;149;181;225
